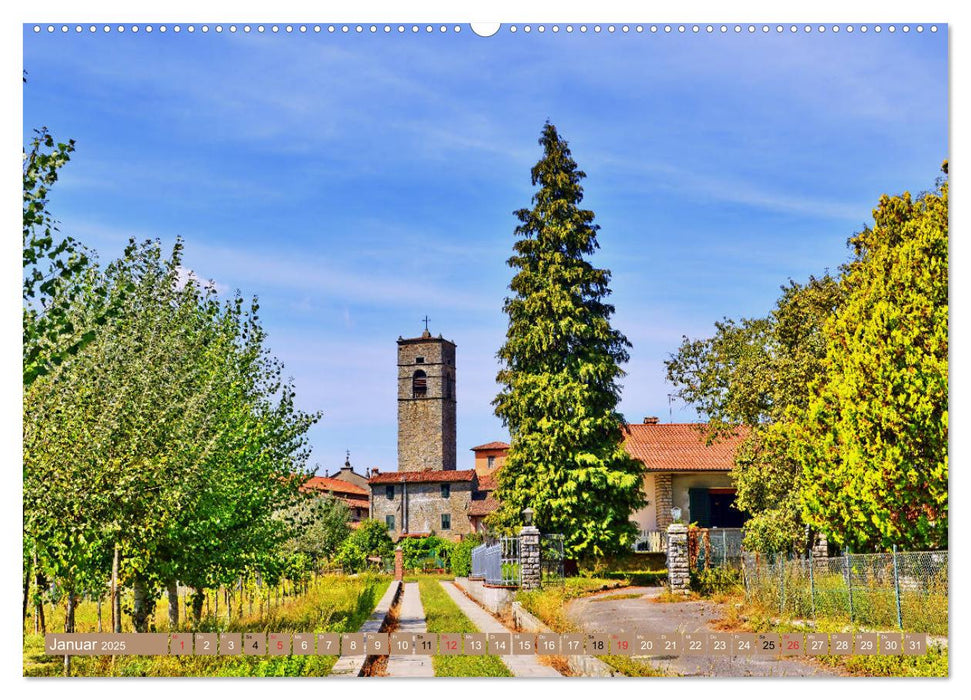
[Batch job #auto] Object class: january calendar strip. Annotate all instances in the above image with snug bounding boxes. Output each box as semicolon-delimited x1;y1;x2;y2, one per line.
43;632;932;657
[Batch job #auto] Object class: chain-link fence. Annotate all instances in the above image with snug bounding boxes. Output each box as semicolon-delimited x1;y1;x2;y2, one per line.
742;549;948;635
691;528;744;570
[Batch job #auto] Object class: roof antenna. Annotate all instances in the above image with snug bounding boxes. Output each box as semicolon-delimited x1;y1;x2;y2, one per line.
667;394;676;420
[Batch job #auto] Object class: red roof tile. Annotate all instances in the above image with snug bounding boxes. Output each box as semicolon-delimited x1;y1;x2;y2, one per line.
623;423;746;472
470;441;509;451
468;495;500;516
368;469;476;484
476;473;499;491
302;476;369;496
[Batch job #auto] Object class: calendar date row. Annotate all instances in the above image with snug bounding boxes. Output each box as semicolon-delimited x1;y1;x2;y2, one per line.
45;631;929;657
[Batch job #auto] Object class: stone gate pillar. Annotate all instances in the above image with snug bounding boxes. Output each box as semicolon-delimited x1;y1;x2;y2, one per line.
394;545;403;581
519;525;541;590
666;523;690;594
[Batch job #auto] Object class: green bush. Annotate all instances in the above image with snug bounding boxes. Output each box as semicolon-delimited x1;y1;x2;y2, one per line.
334;519;393;573
450;534;483;576
399;535;455;571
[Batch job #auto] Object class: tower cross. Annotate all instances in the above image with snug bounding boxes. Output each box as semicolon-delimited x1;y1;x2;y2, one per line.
422;315;431;332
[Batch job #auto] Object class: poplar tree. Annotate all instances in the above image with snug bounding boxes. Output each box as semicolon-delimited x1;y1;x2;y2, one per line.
490;123;645;557
795;165;948;551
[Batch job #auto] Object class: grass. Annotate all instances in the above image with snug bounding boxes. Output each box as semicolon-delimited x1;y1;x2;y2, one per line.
515;577;667;677
24;574;391;677
415;576;512;677
712;590;948;677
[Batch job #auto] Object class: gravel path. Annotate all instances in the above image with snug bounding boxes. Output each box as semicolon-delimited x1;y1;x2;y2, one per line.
566;586;841;677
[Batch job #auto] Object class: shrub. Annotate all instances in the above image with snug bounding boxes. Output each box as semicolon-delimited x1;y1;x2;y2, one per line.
399;535;455;571
450;534;483;576
334;519;393;573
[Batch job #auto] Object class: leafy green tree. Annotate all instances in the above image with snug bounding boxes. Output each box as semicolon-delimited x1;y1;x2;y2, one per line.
334;519;394;573
23;128;112;387
283;494;352;564
666;275;841;552
24;239;319;631
794;166;948;551
490;123;645;557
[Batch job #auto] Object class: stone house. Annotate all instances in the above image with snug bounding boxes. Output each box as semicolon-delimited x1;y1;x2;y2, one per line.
367;326;476;541
369;469;476;540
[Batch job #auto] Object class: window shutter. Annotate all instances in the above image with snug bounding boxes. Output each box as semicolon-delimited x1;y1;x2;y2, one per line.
688;488;711;528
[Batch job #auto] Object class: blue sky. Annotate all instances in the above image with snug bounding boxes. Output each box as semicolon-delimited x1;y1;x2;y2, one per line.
22;25;948;474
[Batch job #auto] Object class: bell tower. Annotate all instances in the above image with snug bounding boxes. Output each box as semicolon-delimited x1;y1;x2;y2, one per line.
397;324;457;472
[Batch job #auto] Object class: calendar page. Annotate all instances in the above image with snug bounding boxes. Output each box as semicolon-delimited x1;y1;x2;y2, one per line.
19;1;949;687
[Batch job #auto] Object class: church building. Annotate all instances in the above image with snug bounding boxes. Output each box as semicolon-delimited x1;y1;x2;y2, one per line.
368;327;478;540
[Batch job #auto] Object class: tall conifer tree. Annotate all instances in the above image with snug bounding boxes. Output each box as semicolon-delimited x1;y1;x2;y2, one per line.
490;123;645;557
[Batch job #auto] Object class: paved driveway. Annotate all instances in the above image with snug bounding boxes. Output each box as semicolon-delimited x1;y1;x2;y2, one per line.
566;587;841;677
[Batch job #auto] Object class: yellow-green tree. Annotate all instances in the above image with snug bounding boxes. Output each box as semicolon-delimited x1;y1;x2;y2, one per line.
795;165;948;551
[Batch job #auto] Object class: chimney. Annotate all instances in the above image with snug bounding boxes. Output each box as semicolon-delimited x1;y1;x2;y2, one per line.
644;416;659;425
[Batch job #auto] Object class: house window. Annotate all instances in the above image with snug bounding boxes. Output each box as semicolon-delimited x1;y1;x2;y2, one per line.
487;456;495;469
412;370;427;398
386;515;395;530
441;483;450;499
386;485;395;499
415;356;425;364
441;513;451;530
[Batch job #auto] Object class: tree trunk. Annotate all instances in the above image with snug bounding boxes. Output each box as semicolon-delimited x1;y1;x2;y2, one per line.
111;544;121;633
36;599;45;634
167;580;179;629
131;578;154;633
23;552;32;626
64;591;77;677
97;596;103;632
190;588;205;626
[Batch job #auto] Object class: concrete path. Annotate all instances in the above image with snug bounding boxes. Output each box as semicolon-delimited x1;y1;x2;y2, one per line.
566;586;839;677
385;582;435;677
330;579;400;677
439;580;562;677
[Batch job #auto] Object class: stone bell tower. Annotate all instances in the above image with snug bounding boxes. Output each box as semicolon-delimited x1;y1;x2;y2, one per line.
397;325;457;472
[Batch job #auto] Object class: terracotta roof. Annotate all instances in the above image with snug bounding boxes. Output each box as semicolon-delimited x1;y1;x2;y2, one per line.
470;441;509;451
368;469;476;484
623;423;746;472
468;495;500;517
476;473;499;491
302;475;369;496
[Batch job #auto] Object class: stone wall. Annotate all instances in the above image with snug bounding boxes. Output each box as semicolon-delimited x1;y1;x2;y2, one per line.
655;474;673;528
370;481;472;539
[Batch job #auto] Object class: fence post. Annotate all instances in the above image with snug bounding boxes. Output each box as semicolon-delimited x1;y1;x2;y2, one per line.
666;523;690;594
892;545;903;630
809;553;816;619
519;525;541;590
845;550;854;623
778;556;785;613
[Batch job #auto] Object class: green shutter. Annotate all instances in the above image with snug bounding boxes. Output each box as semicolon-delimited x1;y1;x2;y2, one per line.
688;488;711;528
